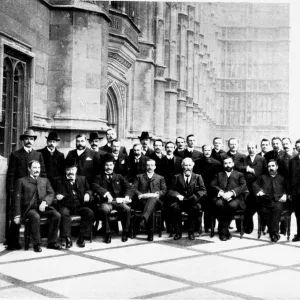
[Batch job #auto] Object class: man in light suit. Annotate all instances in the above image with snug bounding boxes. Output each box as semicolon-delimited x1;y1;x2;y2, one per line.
183;134;202;161
211;156;247;241
133;159;166;241
66;134;101;184
8;160;62;252
169;158;207;240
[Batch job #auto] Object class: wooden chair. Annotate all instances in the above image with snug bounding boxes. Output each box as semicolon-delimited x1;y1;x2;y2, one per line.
24;215;93;250
210;210;245;239
132;210;162;238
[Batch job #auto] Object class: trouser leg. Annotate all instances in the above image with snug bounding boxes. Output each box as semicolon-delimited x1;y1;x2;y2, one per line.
25;209;41;245
98;203;112;234
59;206;71;238
112;203;131;234
171;202;182;233
40;209;61;245
76;207;95;237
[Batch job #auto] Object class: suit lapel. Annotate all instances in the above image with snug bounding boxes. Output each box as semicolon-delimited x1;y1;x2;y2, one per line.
189;173;196;186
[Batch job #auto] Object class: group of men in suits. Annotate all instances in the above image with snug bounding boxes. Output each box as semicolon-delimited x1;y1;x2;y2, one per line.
5;128;300;251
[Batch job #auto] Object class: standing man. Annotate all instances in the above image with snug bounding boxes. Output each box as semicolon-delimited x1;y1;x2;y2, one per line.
211;156;247;241
239;142;267;234
129;131;154;158
289;139;300;242
66;134;101;184
8;160;62;252
211;137;226;163
134;160;166;241
150;139;166;176
161;141;183;232
169;158;206;240
222;138;246;172
55;160;94;248
6;129;46;248
111;139;129;177
38;131;65;188
264;137;284;163
92;155;132;243
127;144;149;183
174;136;186;158
183;134;203;161
193;145;222;232
88;131;104;152
253;159;287;242
100;128;127;155
258;138;271;157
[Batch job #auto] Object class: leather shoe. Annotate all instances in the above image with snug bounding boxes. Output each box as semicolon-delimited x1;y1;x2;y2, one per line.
227;232;232;240
104;234;111;244
6;243;22;251
147;233;153;242
76;237;85;248
34;244;42;252
292;235;300;242
219;234;227;241
47;243;63;250
121;234;128;242
174;233;182;240
66;237;73;249
188;232;195;240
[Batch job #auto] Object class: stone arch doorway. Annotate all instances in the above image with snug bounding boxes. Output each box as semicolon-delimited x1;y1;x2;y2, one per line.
107;86;119;137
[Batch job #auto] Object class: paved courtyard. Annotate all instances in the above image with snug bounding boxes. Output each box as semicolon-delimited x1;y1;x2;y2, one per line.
0;214;300;299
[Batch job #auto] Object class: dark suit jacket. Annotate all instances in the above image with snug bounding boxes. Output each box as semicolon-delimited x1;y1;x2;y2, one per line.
278;150;298;180
289;155;300;195
174;148;185;159
239;155;267;192
7;148;46;193
221;151;246;173
168;173;206;203
66;148;101;183
211;148;226;163
13;176;55;217
113;152;129;177
99;144;128;156
54;175;92;209
252;173;286;206
92;173;131;202
134;173;167;199
264;149;284;163
193;157;222;195
183;149;203;161
149;152;166;176
211;170;247;209
38;147;65;186
161;155;182;188
127;154;149;182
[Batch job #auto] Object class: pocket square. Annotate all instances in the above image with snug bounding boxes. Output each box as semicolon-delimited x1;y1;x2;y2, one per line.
121;160;125;164
86;157;92;161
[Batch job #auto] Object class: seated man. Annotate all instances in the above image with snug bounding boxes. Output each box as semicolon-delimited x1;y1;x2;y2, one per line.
211;156;247;241
252;159;287;242
55;159;94;248
133;159;166;241
92;154;132;243
9;160;62;252
169;157;206;240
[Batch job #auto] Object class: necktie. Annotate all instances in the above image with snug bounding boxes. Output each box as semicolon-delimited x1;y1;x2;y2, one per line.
185;176;190;186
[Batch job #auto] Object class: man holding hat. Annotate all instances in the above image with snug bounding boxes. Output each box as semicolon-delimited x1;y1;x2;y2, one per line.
54;159;94;248
38;131;65;187
6;129;46;249
92;154;132;243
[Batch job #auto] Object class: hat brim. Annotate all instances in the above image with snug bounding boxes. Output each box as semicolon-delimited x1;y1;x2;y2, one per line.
138;136;152;139
20;135;37;140
88;137;104;141
45;137;60;141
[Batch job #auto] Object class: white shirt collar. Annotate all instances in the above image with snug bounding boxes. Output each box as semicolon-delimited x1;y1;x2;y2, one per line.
77;149;85;156
147;172;154;179
47;147;55;153
187;147;194;152
167;154;174;159
24;146;32;153
225;171;233;177
250;154;256;162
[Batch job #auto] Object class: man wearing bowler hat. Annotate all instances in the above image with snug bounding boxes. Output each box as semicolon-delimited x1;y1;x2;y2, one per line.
38;131;65;187
88;132;105;155
6;129;46;249
99;128;127;155
129;132;154;158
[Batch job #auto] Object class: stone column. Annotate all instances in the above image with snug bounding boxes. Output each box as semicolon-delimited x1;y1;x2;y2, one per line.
0;156;7;242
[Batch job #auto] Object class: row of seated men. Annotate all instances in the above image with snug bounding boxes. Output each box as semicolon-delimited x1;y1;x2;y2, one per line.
5;128;300;252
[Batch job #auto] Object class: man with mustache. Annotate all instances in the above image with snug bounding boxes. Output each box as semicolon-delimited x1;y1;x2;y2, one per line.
6;129;46;250
134;159;166;241
111;139;129;177
264;137;284;164
130;132;154;158
92;154;132;243
88;132;105;154
66;134;101;184
258;138;271;157
253;159;287;242
174;136;186;159
149;139;166;176
169;158;206;240
99;128;127;156
9;160;62;252
38;132;65;188
211;156;247;241
54;159;94;248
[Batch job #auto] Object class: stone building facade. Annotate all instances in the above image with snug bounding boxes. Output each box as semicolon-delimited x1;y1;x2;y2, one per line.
0;1;289;157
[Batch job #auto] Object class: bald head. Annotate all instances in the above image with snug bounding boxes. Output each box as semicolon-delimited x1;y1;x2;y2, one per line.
247;142;257;156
